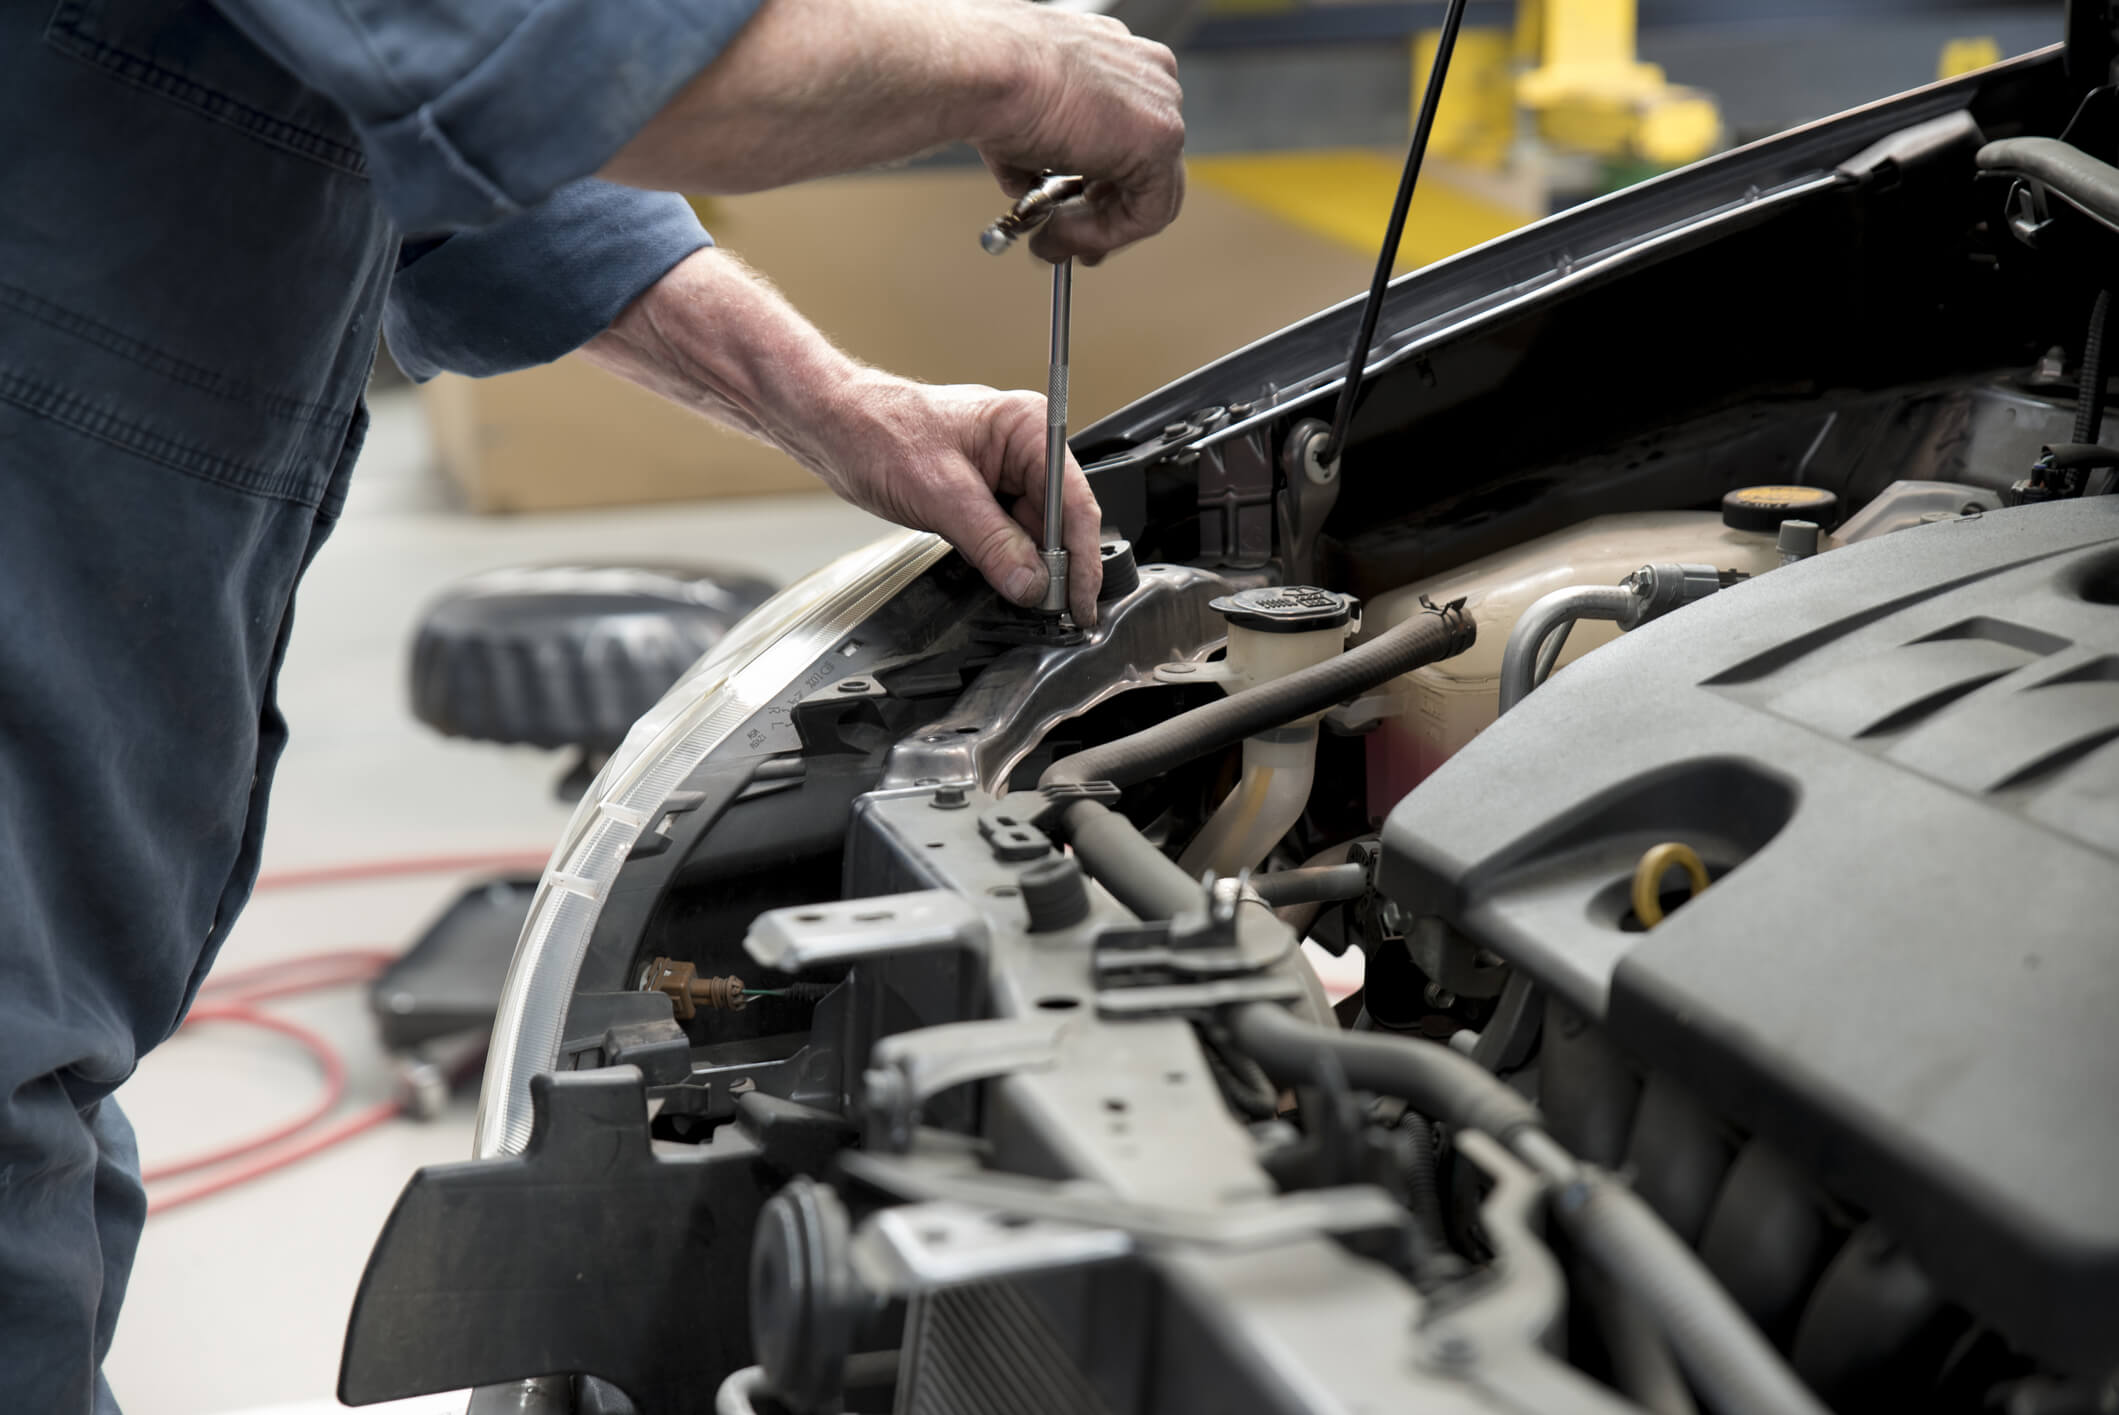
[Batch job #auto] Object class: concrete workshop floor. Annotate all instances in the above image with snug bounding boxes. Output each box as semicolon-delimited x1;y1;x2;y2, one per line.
104;386;887;1415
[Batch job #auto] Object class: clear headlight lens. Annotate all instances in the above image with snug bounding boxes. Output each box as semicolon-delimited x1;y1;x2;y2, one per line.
475;529;948;1155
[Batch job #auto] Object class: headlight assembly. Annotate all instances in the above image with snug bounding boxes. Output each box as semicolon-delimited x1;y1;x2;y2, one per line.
474;530;947;1156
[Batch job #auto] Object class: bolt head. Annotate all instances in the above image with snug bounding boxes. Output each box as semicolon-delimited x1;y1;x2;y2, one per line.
1299;430;1339;486
1432;1333;1476;1368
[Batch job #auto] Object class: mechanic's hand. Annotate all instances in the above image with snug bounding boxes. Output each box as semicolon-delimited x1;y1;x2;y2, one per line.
610;0;1183;265
581;249;1102;621
977;8;1187;264
814;373;1105;625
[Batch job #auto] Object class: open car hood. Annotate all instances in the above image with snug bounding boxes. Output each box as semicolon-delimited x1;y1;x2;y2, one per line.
1074;44;2067;479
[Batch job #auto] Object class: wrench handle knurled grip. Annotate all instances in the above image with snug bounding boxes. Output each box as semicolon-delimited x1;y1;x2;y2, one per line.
1039;257;1073;614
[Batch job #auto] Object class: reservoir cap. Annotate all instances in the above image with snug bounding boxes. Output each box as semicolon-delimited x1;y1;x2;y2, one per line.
1722;484;1839;534
1211;585;1357;634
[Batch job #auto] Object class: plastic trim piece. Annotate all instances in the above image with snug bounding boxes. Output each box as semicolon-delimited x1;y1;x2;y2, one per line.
474;530;947;1156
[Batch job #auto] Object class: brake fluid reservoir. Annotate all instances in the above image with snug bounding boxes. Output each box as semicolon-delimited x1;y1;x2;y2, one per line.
1363;505;1805;815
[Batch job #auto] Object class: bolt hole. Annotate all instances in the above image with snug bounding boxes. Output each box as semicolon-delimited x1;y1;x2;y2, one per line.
995;815;1017;827
926;841;945;849
795;912;825;923
854;910;894;923
989;885;1020;898
1036;996;1080;1011
1104;1098;1128;1113
991;1213;1032;1229
954;725;981;734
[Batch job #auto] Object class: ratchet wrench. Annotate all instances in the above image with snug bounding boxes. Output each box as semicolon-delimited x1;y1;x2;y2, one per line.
981;174;1086;619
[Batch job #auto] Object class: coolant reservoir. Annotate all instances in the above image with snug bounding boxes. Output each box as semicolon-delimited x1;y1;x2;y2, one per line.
1363;507;1803;815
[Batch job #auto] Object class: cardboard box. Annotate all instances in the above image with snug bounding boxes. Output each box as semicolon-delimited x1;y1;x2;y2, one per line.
422;167;1381;513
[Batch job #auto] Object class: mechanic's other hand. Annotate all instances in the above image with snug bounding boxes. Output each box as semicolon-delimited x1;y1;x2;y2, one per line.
815;374;1104;625
976;7;1185;264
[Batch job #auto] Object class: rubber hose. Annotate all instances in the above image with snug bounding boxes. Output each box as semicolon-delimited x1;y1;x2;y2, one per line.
1228;1003;1830;1415
1225;1000;1542;1147
1042;601;1473;788
1977;137;2119;227
714;1366;768;1415
1399;1111;1447;1248
1581;1266;1699;1415
2076;288;2112;447
1060;799;1203;920
1204;1031;1283;1121
1250;862;1368;908
1498;584;1638;715
1275;839;1373;938
1555;1172;1831;1415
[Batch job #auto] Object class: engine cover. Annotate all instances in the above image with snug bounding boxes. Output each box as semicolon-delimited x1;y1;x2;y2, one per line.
1380;497;2119;1376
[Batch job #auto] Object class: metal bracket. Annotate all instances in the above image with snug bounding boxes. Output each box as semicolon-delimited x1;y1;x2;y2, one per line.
842;1150;1406;1253
792;675;897;757
863;1016;1068;1152
746;890;989;972
1090;876;1306;1015
1095;974;1303;1017
1095;923;1252;984
851;1200;1134;1294
1277;417;1342;586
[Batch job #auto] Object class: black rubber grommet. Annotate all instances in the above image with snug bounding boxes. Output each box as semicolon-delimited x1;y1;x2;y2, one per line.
749;1176;858;1412
1097;538;1141;601
1021;855;1093;932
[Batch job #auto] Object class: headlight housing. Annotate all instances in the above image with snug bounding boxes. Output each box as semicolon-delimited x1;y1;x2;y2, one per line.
474;530;948;1155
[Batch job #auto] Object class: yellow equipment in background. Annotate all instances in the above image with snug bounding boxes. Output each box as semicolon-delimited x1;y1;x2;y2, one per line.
1512;0;1721;169
1192;2;2011;283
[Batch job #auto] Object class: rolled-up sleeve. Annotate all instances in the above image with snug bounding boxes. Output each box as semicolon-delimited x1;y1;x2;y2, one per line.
209;0;765;233
384;179;710;380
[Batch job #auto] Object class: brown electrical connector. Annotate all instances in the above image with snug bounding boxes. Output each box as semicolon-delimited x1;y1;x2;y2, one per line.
641;956;747;1020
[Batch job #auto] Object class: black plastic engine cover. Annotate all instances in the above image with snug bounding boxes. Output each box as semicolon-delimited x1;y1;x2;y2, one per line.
1381;497;2119;1376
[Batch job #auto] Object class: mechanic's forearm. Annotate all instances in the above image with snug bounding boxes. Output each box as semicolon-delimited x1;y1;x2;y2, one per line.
601;0;1023;195
578;246;865;477
584;244;1107;624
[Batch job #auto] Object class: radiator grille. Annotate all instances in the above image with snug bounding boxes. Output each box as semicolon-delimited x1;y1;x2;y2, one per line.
898;1281;1112;1415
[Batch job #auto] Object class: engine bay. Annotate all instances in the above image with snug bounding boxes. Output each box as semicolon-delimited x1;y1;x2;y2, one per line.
343;48;2119;1415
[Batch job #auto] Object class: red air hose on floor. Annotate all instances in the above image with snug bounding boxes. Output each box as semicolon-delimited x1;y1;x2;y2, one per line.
142;854;544;1217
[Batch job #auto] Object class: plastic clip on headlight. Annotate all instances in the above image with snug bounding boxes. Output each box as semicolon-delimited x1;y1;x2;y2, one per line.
474;530;948;1156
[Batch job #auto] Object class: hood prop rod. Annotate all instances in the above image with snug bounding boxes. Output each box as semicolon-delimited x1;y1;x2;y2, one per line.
1315;0;1472;470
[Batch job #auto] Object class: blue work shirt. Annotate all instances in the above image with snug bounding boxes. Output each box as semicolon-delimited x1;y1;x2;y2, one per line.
0;1;759;1408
